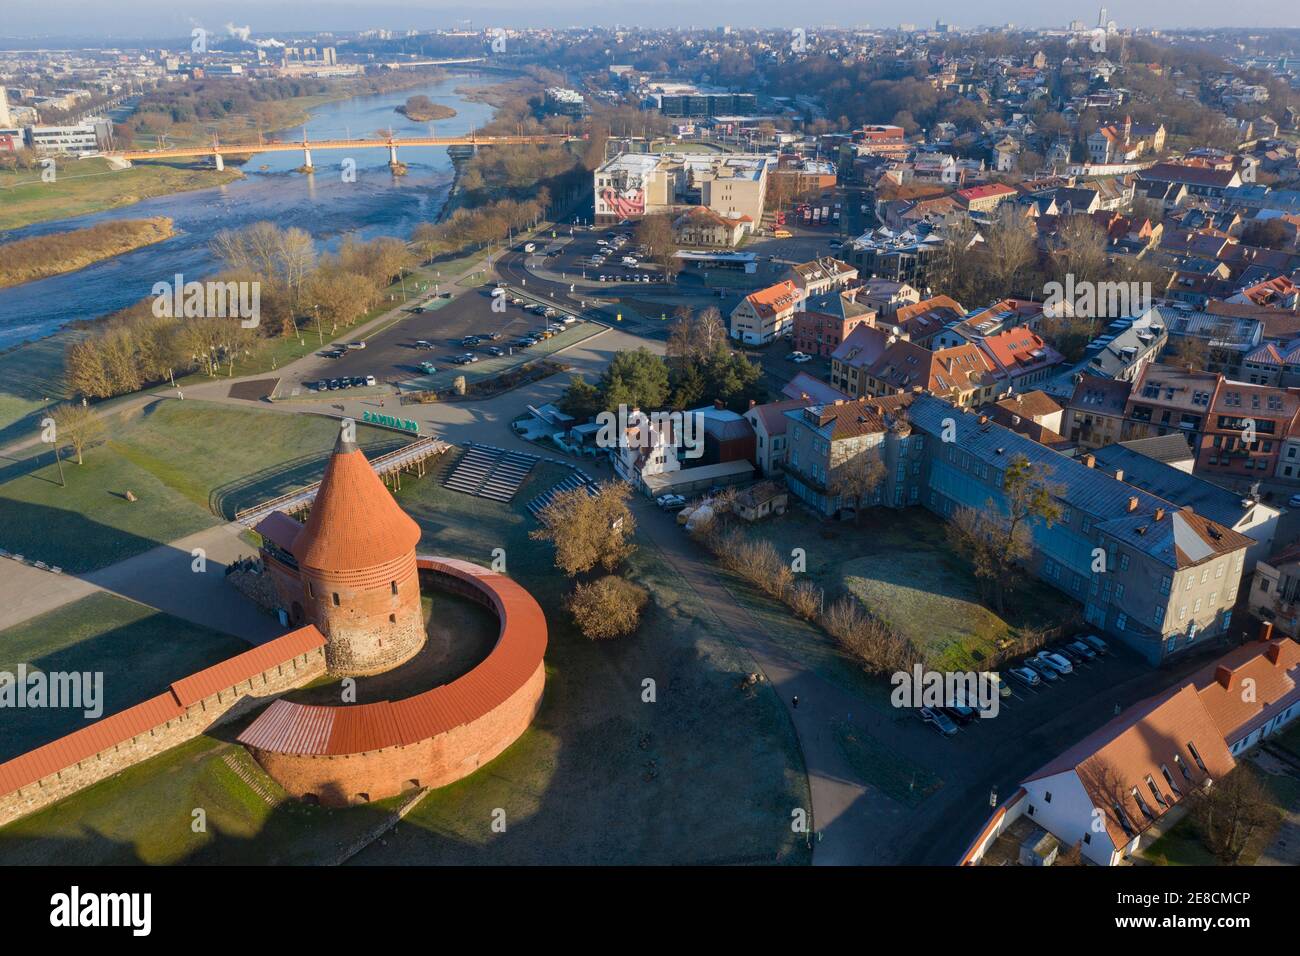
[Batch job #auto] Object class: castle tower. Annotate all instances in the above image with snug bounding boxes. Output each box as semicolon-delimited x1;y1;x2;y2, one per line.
291;424;426;676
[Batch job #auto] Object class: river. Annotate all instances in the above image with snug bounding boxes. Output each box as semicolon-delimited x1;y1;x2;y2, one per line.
0;73;498;349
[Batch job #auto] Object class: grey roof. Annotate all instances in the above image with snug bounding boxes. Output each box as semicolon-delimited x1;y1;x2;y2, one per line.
1116;433;1197;465
908;395;1168;524
1092;444;1254;530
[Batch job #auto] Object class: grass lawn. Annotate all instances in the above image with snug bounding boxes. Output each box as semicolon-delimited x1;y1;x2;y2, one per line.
0;331;80;445
0;399;400;572
349;456;811;864
830;718;942;807
731;506;1068;670
0;455;811;865
0;592;250;761
0;158;242;232
0;736;402;865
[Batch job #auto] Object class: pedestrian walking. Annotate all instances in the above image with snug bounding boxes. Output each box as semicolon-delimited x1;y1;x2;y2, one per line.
792;695;799;710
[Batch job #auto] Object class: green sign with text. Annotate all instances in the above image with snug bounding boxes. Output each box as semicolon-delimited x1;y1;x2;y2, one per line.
362;410;420;434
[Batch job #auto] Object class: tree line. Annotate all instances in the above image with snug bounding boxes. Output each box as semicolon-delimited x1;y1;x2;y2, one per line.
64;221;417;399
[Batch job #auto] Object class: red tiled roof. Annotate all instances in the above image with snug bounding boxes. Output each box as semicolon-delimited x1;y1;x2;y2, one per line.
1189;639;1300;744
1026;683;1235;849
744;280;800;319
171;626;326;706
0;625;327;796
292;433;422;572
237;557;548;756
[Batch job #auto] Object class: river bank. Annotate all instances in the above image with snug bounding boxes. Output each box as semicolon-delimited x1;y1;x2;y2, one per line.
0;217;175;288
0;159;241;232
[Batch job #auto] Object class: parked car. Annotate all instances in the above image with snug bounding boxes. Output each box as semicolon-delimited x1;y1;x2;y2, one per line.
364;375;376;387
490;286;507;297
346;341;365;350
942;704;977;725
1053;644;1086;665
481;331;502;341
1066;639;1097;660
414;339;434;350
485;345;505;357
460;335;481;347
656;494;687;510
419;362;437;374
919;707;958;736
1007;665;1040;687
790;351;813;363
1023;657;1059;682
1289;493;1300;508
988;672;1012;698
1080;634;1110;655
460;353;479;364
1036;650;1073;674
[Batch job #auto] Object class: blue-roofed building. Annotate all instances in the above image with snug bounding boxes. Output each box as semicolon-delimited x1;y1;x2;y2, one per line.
1091;443;1279;567
782;392;1254;665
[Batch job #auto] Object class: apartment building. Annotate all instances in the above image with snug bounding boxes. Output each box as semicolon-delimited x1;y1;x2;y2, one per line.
784;257;859;302
973;632;1299;866
729;280;801;345
856;279;921;318
744;398;810;475
1121;364;1223;450
1062;373;1131;449
781;394;1252;665
792;289;877;358
1196;380;1300;480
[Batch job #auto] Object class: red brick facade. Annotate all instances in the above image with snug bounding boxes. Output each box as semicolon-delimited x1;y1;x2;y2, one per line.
252;661;545;805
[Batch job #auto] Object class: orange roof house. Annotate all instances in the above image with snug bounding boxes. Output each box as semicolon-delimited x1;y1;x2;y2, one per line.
1011;632;1300;865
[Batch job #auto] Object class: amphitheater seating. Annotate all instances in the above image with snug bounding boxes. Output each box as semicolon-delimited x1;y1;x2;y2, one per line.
442;444;539;502
525;472;599;518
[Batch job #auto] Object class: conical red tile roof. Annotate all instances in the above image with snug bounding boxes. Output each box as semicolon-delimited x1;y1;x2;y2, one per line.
292;428;422;572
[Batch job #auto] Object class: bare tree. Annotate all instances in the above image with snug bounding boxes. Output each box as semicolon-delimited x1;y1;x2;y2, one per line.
531;481;637;576
49;403;105;465
831;454;888;521
1187;766;1275;864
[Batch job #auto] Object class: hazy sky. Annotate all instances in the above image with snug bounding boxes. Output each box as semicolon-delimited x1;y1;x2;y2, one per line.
3;1;1297;39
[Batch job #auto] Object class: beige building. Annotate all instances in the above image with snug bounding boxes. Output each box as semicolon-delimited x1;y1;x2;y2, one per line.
730;280;801;345
594;151;770;226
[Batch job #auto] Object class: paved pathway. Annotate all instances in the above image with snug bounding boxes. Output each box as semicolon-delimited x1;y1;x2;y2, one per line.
631;499;897;865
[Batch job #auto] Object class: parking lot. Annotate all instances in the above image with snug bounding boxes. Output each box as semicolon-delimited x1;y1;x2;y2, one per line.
280;282;602;395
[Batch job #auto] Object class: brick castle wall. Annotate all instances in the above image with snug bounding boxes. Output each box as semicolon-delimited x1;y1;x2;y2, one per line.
297;552;427;677
0;649;326;828
249;659;545;806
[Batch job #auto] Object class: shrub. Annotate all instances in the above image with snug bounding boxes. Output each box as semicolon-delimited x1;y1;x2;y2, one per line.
567;575;650;640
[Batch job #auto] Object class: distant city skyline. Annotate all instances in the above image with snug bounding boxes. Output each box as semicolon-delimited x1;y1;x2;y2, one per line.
2;1;1298;40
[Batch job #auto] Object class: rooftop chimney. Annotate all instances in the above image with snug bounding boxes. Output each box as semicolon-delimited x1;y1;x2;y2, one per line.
1260;620;1275;643
714;399;725;410
1083;453;1095;468
1266;642;1283;664
1114;468;1124;482
1214;664;1234;690
978;414;988;425
1127;496;1139;512
1155;507;1165;521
